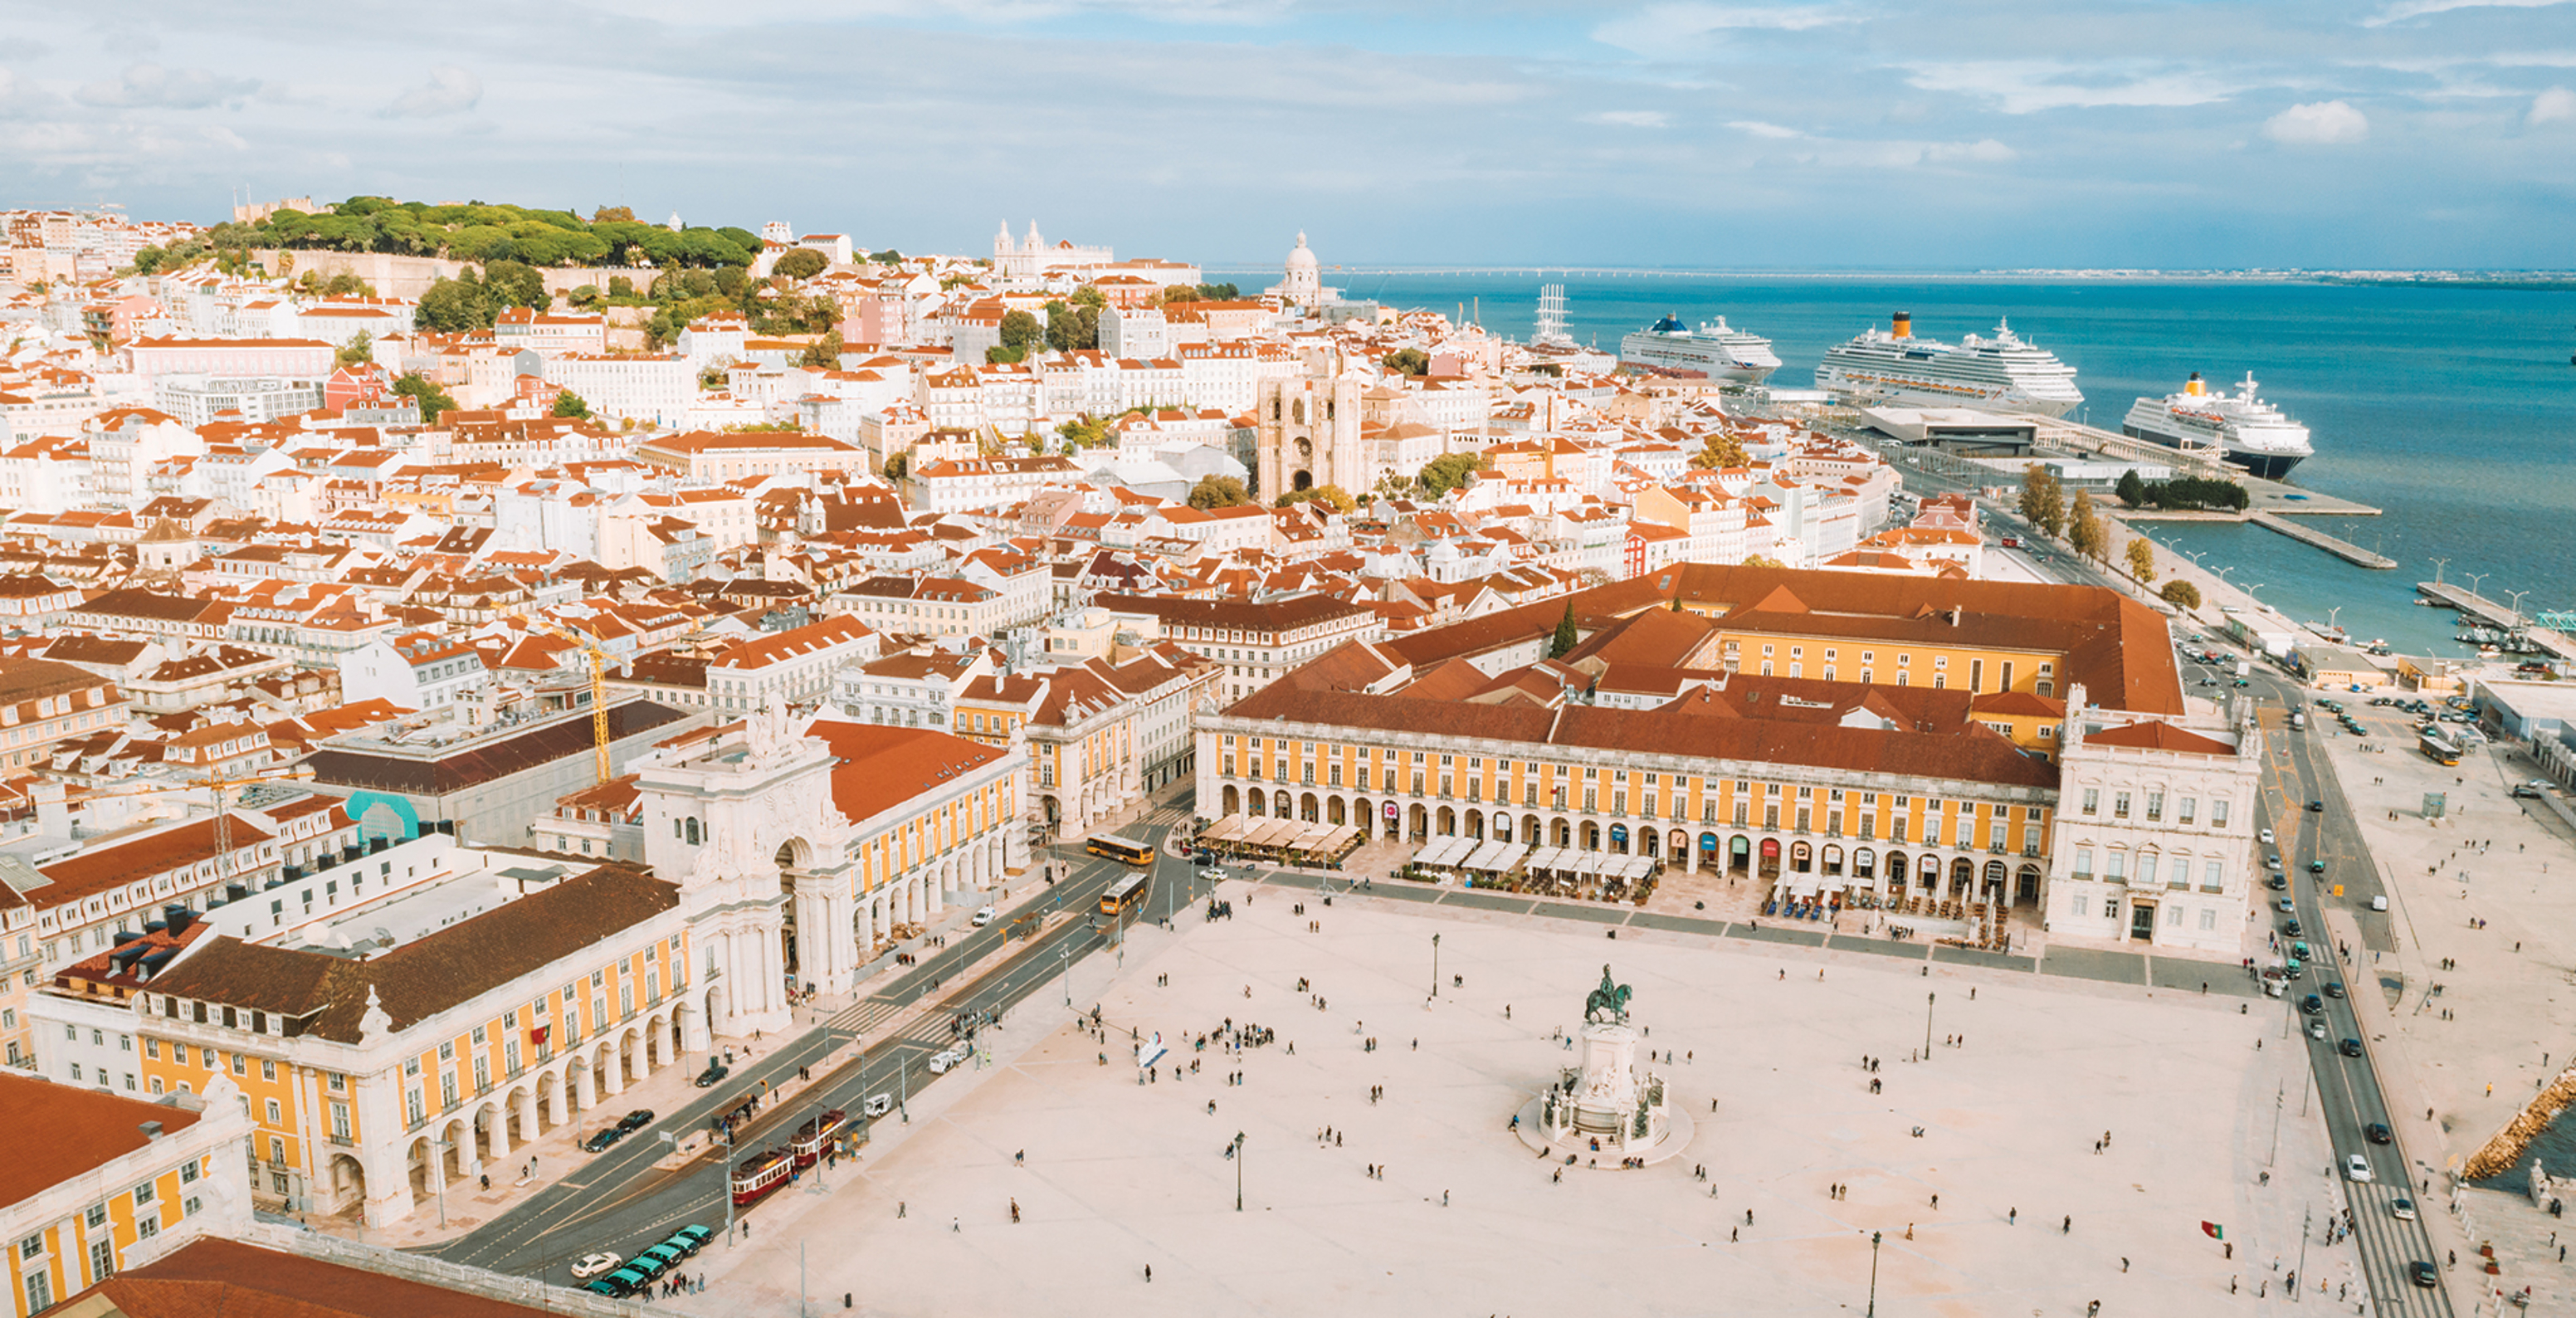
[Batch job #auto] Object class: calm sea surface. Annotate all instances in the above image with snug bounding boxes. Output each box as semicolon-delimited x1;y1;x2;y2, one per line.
1288;271;2576;658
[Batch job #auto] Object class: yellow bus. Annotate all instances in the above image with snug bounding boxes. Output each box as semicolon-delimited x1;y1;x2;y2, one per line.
1085;832;1155;866
1100;871;1149;918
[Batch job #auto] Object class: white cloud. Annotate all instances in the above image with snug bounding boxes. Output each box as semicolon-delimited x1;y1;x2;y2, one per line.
1922;137;2018;163
1587;110;1670;128
2264;99;2370;143
2364;0;2574;27
2533;85;2576;122
383;66;482;118
1592;3;1855;58
1906;61;2242;114
1727;119;1804;138
73;62;257;110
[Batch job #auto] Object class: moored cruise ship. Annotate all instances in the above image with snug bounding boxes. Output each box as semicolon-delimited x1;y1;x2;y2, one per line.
1814;312;2083;417
1619;315;1781;383
2121;371;2314;480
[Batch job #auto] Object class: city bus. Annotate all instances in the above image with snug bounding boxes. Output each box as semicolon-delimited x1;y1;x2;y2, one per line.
1100;871;1149;919
2419;730;2461;767
1086;832;1155;866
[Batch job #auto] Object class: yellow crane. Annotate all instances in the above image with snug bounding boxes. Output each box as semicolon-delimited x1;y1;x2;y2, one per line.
536;624;617;784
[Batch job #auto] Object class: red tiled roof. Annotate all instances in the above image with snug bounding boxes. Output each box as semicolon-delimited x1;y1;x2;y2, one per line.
0;1071;203;1207
806;718;1007;824
2085;720;2235;754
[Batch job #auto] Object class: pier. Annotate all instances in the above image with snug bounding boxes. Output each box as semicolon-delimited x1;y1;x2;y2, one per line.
2249;513;2397;569
2417;583;2576;663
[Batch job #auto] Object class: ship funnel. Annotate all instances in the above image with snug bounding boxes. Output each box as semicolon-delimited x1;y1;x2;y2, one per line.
2185;371;2206;397
1891;311;1911;339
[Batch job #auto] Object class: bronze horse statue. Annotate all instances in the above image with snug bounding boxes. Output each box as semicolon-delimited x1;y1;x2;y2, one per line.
1583;964;1632;1024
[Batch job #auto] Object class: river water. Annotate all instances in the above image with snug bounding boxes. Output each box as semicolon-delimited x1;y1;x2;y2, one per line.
1295;271;2576;658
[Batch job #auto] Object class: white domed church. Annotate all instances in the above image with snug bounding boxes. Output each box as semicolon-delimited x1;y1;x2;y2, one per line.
1266;232;1339;307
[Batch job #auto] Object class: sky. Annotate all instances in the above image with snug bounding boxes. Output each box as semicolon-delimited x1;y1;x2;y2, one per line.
0;0;2571;269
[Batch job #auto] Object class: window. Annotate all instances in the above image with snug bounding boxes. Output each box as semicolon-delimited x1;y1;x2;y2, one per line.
85;1205;105;1230
2212;798;2230;827
17;1234;39;1261
133;1180;154;1205
265;1098;282;1124
2074;847;2093;877
2145;792;2164;823
25;1271;51;1314
2113;792;2131;819
2178;797;2196;825
261;1059;276;1081
331;1103;351;1139
2072;895;2089;917
2081;788;2099;814
180;1159;198;1184
2203;860;2224;892
90;1237;113;1283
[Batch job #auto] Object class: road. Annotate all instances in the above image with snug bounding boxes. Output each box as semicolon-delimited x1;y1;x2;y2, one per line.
422;815;1207;1282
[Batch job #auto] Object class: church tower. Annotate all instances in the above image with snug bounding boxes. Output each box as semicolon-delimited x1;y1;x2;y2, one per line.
1255;371;1366;500
1279;232;1321;306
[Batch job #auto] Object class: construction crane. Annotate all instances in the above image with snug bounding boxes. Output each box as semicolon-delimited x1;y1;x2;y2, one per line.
536;624;617;784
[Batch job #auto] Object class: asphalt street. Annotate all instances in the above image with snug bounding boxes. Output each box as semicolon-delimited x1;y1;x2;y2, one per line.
422;819;1203;1282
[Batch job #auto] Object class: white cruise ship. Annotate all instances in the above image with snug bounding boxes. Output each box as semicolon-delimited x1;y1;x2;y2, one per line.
2121;371;2314;480
1619;315;1781;383
1814;312;2083;417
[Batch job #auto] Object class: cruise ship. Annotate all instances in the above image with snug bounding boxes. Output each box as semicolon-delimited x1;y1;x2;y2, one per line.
2121;371;2314;480
1813;312;2084;417
1619;315;1781;383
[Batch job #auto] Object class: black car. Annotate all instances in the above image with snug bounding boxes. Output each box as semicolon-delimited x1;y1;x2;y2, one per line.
695;1061;729;1089
580;1126;627;1153
2306;800;2325;812
2367;1122;2393;1145
2300;994;2323;1014
2283;918;2302;938
617;1108;656;1133
2339;1037;2364;1057
2267;875;2289;891
2323;982;2345;999
2409;1262;2439;1288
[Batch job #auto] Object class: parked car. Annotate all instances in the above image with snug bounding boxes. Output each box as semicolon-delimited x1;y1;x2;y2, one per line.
972;906;996;927
581;1127;627;1154
572;1252;622;1281
928;1049;963;1074
2344;1154;2373;1183
2514;786;2546;800
588;1266;652;1300
632;1243;687;1278
695;1060;729;1089
863;1094;894;1117
617;1109;656;1133
2260;828;2276;846
2370;895;2389;912
666;1224;715;1257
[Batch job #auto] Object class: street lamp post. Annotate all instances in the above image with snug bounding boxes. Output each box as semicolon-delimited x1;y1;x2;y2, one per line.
2464;572;2489;601
1924;992;1935;1058
431;1140;451;1228
1866;1229;1882;1316
2507;589;2531;627
1233;1131;1247;1211
2429;557;2448;585
1431;934;1442;998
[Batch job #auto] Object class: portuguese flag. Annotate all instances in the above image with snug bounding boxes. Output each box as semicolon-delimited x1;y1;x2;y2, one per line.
2201;1222;2226;1241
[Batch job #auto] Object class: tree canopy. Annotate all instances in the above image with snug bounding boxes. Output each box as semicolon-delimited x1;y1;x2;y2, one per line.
1188;475;1251;509
1276;484;1356;514
551;390;590;418
244;196;758;269
1548;603;1579;658
1383;348;1429;377
2160;578;2203;609
1695;431;1751;471
1417;452;1485;499
2125;537;2158;583
999;310;1042;354
2115;468;2149;508
392;373;459;424
2067;490;2107;561
773;249;828;281
2018;463;2066;537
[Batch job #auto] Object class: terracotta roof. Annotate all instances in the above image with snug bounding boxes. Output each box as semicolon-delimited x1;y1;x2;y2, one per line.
0;1071;204;1208
303;700;690;797
142;864;679;1043
805;718;1007;824
2084;720;2236;754
83;1237;559;1318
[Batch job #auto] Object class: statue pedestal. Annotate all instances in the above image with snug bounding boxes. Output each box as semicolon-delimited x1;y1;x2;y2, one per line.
1514;1020;1694;1168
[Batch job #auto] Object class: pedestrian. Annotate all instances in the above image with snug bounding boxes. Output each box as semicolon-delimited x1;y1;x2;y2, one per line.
899;1201;907;1218
2008;1207;2017;1224
2063;1215;2071;1233
1144;1265;1152;1283
952;1217;959;1233
2121;1257;2129;1272
1731;1226;1739;1242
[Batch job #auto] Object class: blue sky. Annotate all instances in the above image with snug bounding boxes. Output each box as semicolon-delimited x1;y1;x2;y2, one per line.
0;0;2571;268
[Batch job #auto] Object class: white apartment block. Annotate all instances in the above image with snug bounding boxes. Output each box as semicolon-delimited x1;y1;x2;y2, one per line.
2046;700;2263;956
544;353;695;427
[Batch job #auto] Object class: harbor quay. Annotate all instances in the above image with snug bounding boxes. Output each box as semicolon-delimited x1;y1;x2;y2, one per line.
691;886;2364;1316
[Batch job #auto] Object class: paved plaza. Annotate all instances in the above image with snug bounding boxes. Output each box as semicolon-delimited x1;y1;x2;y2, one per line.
692;884;2371;1316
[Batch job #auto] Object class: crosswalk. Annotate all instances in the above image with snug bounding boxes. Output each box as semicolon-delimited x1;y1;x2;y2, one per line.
830;997;904;1035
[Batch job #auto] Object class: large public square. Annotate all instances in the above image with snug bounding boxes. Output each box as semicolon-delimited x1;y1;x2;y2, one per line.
693;879;2365;1316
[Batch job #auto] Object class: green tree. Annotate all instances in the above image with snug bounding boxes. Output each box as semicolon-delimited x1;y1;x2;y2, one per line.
1417;452;1486;499
1056;416;1115;449
552;390;591;418
415;276;492;333
773;249;828;280
871;249;905;265
608;275;637;300
335;332;373;368
2160;578;2203;609
1188;475;1251;509
2018;462;2066;538
1548;603;1579;658
999;310;1042;354
568;284;603;307
2067;490;2106;561
1383;348;1429;376
1070;285;1106;310
1044;300;1100;352
482;260;548;310
882;452;910;482
392;373;460;423
1276;484;1356;514
800;331;846;369
592;205;635;223
2125;536;2158;583
1742;554;1788;569
2115;468;2149;508
1695;431;1750;470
